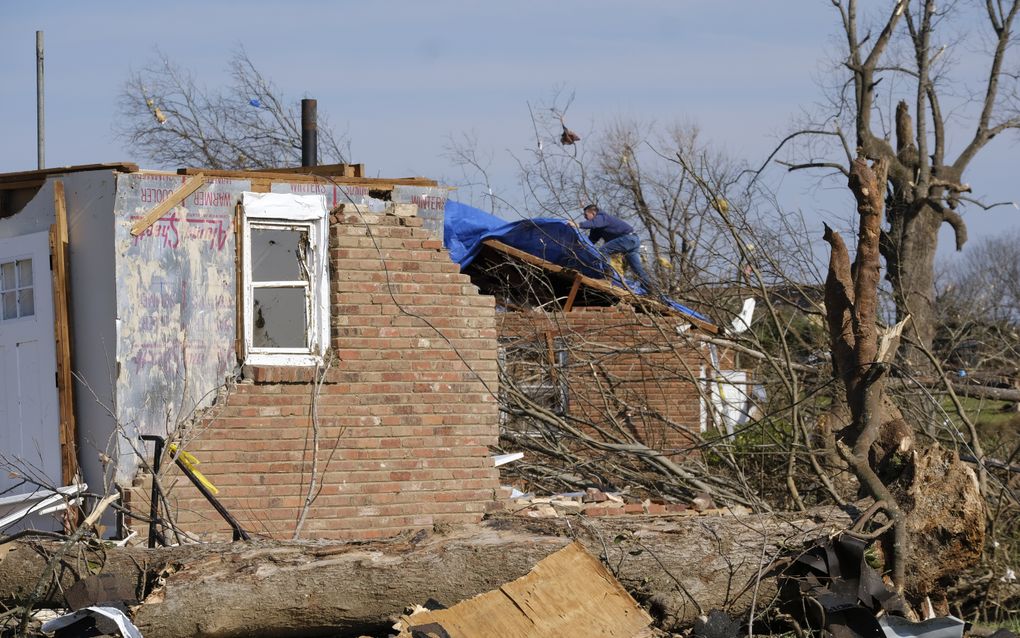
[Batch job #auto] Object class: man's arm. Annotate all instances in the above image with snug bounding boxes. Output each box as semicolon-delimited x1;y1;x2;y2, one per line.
577;214;609;230
567;218;600;243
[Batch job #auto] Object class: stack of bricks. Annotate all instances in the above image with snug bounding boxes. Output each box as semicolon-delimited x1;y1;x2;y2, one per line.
498;306;711;455
135;203;503;541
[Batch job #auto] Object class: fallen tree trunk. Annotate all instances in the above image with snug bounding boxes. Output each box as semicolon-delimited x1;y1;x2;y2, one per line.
508;509;848;628
888;377;1020;403
0;509;850;638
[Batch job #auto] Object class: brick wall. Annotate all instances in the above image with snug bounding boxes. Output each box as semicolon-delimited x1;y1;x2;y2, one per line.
130;204;503;541
498;307;711;455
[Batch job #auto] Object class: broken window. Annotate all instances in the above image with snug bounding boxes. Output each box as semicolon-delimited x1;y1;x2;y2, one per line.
498;337;568;436
250;226;310;349
241;192;329;366
0;258;34;321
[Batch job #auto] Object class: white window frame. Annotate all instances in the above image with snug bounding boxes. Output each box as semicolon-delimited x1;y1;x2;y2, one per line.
240;192;330;367
0;255;36;322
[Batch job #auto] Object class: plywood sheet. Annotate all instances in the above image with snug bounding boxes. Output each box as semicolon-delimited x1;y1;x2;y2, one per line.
398;542;651;638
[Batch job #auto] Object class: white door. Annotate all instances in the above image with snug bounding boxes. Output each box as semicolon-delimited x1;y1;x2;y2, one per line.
0;231;60;496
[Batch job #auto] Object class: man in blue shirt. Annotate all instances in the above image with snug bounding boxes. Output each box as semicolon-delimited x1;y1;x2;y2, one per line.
569;205;654;292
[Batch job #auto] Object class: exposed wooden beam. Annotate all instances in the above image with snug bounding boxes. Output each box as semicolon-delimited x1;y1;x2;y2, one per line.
563;274;583;312
251;163;365;178
50;181;79;486
130;173;206;237
482;240;570;273
0;179;45;191
480;239;717;333
0;162;137;185
177;167;436;188
234;202;244;364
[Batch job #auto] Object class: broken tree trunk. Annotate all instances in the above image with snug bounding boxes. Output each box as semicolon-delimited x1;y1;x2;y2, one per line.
0;509;849;637
821;153;985;605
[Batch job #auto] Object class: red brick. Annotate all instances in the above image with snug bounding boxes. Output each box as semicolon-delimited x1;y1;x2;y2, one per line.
498;307;712;457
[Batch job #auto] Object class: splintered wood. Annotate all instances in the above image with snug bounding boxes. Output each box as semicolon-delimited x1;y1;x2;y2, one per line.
396;542;651;638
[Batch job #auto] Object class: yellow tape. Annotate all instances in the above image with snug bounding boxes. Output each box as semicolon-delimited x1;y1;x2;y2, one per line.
168;443;219;495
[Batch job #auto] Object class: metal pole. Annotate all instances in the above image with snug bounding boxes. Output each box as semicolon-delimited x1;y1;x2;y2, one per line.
140;434;250;543
36;31;45;169
301;98;317;167
143;435;165;548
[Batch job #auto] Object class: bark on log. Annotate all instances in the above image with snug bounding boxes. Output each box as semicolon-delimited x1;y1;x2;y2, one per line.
508;509;848;627
0;509;851;638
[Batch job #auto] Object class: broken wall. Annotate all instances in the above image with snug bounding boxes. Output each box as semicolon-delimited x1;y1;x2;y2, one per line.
134;203;503;540
391;185;447;241
498;307;711;456
267;181;449;242
271;181;386;212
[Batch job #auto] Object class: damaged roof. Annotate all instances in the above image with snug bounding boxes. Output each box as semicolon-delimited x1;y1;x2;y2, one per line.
443;200;716;332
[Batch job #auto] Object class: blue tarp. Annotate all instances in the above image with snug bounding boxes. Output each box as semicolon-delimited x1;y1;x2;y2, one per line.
443;200;710;323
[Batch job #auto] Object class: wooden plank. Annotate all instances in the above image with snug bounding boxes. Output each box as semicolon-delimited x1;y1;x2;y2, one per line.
50;181;79;486
563;273;583;312
0;179;45;191
481;239;718;333
483;239;568;274
130;173;206;236
248;178;271;194
177;167;436;187
249;163;365;177
0;163;137;185
234;202;244;363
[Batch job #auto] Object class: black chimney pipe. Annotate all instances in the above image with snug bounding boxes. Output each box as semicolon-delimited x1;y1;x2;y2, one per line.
301;98;317;167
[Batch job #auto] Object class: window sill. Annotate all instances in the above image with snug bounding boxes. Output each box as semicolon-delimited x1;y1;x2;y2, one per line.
241;362;326;384
244;353;323;367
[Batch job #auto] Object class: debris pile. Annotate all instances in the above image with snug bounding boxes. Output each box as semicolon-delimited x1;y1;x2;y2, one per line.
506;487;754;519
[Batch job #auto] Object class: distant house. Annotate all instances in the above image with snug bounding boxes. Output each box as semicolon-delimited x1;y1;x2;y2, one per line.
0;162;501;540
442;202;751;470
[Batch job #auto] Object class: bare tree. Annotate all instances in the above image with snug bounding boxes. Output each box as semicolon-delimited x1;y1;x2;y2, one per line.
942;229;1020;327
118;48;350;170
775;0;1020;369
591;120;739;294
474;97;749;296
936;230;1020;411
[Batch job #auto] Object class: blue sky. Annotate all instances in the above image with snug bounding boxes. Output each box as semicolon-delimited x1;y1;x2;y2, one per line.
1;2;1017;262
